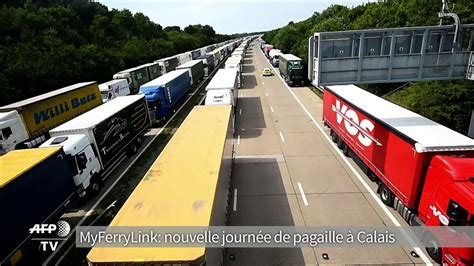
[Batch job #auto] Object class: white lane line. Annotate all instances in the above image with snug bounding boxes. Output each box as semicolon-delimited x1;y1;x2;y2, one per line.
240;92;243;97
297;182;309;206
239;108;242;115
262;81;265;85
233;189;238;211
259;47;432;265
265;92;269;97
279;131;285;142
270;106;274;113
237;135;241;145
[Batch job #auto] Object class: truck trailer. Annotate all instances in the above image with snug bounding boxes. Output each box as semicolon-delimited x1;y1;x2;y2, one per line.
205;68;239;109
176;60;205;87
139;69;191;124
279;54;304;86
269;49;282;67
155;56;180;76
0;147;76;265
41;95;150;197
263;44;273;58
323;85;474;265
113;65;151;94
142;62;161;80
197;54;215;77
0;82;102;154
99;79;130;103
87;105;234;266
224;56;243;87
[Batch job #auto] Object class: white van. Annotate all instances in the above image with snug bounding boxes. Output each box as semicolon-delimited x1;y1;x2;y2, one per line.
98;79;130;102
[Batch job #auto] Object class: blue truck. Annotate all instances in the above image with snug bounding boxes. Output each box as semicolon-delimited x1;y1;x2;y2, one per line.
0;147;76;265
139;69;192;124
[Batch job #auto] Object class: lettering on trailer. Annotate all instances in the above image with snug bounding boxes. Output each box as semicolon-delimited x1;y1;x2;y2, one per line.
33;93;97;125
430;205;449;225
332;99;381;147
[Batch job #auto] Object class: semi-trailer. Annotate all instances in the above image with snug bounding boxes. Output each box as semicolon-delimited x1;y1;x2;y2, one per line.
205;68;239;109
87;105;234;266
0;147;76;265
177;52;192;66
176;60;205;87
139;69;191;124
209;49;222;66
113;65;151;94
197;54;215;77
323;85;474;265
279;54;304;86
224;56;243;87
41;95;150;197
155;56;180;76
269;49;282;67
141;62;161;80
191;49;201;60
98;79;130;103
263;44;273;58
0;82;102;154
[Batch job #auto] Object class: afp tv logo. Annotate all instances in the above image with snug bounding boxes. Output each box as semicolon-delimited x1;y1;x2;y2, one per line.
29;220;71;252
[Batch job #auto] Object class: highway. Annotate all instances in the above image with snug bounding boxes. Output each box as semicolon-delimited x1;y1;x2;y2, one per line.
226;42;435;265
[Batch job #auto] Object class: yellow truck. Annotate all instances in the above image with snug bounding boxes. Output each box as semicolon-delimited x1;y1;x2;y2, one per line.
0;82;102;154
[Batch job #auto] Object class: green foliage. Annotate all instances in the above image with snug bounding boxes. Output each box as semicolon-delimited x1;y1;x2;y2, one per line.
263;0;474;134
0;0;230;106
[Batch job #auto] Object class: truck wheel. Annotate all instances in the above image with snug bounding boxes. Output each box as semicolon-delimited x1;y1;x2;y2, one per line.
367;171;378;182
88;176;102;197
135;136;143;147
378;183;394;206
128;143;138;155
331;130;338;143
342;143;350;156
423;233;442;263
336;137;344;149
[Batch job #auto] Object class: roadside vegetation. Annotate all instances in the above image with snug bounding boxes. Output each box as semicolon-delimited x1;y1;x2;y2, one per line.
0;0;230;106
264;0;474;134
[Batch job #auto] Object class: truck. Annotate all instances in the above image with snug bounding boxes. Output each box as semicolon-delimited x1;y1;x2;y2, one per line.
205;68;239;109
177;52;192;66
0;82;102;154
155;56;180;76
191;49;201;60
323;84;474;265
99;79;130;103
209;49;222;67
176;60;205;87
139;69;191;124
279;54;305;86
0;147;76;265
113;65;151;94
41;95;150;197
225;56;243;87
142;62;161;80
263;44;273;58
197;54;215;77
269;49;282;67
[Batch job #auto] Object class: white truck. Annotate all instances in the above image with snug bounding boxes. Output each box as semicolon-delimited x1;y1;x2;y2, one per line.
269;49;282;67
205;68;239;108
224;56;243;88
40;95;150;197
98;79;130;102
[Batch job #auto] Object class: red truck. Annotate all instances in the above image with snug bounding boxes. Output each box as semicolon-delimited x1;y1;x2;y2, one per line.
323;84;474;265
263;44;273;58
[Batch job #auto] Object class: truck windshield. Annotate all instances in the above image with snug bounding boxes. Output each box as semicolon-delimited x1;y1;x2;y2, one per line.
100;91;109;100
66;154;79;176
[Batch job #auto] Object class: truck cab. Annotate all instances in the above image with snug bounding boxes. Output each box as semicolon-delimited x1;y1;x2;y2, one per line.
41;134;101;198
0;111;29;155
418;155;474;265
287;61;304;86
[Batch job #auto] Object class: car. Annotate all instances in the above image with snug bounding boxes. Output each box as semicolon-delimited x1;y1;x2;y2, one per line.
262;68;273;76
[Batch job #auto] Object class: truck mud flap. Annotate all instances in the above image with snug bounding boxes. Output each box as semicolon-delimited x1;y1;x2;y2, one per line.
394;197;416;224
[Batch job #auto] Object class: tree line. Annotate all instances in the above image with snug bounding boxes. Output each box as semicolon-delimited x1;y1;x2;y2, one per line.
263;0;474;135
0;0;231;106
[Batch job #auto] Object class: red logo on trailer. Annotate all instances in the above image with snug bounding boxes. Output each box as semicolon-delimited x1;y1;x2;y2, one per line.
331;99;377;147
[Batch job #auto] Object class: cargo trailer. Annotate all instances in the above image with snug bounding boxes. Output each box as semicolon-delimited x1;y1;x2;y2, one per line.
176;60;205;87
142;62;161;80
0;82;102;154
209;49;222;66
99;79;130;103
0;147;75;265
139;69;191;124
113;65;151;94
191;49;201;60
263;44;273;58
206;68;239;109
323;85;474;265
177;52;192;66
198;54;215;77
279;54;304;86
155;56;180;75
87;105;234;266
41;95;150;197
224;56;243;87
269;49;282;67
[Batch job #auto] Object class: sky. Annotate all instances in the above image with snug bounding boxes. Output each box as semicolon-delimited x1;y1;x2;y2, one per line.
99;1;372;34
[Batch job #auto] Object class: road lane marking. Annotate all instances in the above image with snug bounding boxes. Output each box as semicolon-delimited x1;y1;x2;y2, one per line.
257;47;432;265
262;81;265;85
239;108;242;115
233;189;238;211
265;92;269;97
279;132;285;142
240;92;243;97
297;182;309;206
237;135;240;145
270;106;274;113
